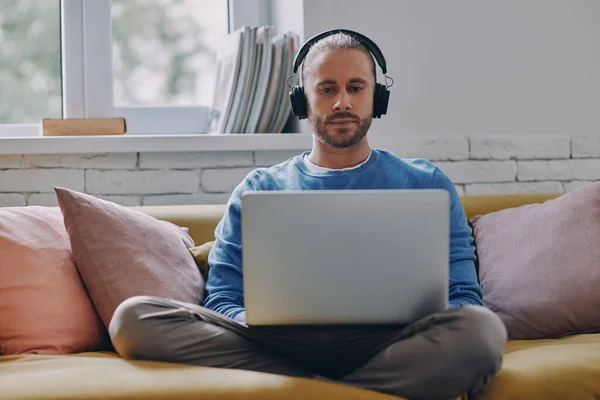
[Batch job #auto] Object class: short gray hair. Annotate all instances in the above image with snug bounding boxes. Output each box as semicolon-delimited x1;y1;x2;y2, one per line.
300;32;377;84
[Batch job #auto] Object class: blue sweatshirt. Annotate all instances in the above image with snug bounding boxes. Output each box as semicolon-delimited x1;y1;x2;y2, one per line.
203;148;483;322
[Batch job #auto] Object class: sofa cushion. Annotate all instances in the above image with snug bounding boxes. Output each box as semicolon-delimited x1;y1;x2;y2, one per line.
476;334;600;400
471;182;600;340
55;187;205;329
189;241;214;280
2;334;599;400
0;352;401;400
0;207;107;355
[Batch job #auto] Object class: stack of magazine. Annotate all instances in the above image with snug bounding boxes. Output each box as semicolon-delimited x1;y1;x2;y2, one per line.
208;26;300;134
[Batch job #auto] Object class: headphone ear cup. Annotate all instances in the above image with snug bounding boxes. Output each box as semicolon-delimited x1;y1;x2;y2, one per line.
373;83;390;118
289;86;308;120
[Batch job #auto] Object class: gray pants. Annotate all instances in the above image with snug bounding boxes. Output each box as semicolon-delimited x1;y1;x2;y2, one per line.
109;296;507;400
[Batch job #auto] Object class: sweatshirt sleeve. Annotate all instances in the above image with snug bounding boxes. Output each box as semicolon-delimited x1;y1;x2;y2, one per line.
433;167;483;308
201;175;255;321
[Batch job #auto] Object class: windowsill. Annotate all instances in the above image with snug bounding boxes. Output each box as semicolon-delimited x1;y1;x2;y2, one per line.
0;133;313;155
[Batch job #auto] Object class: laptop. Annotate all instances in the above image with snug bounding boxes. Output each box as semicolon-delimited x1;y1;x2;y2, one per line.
241;189;450;326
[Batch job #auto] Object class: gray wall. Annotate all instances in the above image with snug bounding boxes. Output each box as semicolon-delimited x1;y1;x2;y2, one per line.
294;0;600;138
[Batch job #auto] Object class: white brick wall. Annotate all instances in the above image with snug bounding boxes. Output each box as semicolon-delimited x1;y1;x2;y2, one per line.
571;137;600;158
0;193;26;207
142;192;232;206
470;136;570;160
454;185;465;197
86;170;200;195
139;151;253;169
201;167;255;193
255;150;305;167
435;161;516;184
465;182;564;195
563;180;596;193
26;193;65;207
0;136;598;207
384;136;469;161
23;153;137;169
27;193;143;207
0;169;84;192
517;159;600;181
0;155;28;169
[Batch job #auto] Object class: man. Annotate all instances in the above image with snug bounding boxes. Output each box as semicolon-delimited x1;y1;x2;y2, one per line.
109;29;507;400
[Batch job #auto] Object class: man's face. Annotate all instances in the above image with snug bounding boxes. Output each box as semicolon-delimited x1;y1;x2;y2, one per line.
304;48;374;149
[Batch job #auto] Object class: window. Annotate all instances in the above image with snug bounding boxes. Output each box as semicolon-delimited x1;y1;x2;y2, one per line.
0;0;270;137
111;0;229;108
0;0;61;130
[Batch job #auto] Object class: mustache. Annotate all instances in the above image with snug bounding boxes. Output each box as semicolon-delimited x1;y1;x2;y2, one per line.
324;112;360;123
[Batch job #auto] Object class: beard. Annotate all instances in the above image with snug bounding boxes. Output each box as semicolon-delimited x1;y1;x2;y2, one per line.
309;111;372;149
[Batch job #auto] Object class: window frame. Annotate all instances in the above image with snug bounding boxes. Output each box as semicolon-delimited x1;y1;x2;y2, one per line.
0;0;271;137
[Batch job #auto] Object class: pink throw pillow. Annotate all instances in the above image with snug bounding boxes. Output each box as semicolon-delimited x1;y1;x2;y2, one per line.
54;187;205;329
0;207;107;355
471;182;600;340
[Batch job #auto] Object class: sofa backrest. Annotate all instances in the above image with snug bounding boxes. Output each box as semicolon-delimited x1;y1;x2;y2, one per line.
132;193;562;246
131;204;226;246
460;193;561;220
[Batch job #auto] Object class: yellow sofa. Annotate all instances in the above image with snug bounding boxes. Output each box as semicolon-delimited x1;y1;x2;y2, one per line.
1;194;599;400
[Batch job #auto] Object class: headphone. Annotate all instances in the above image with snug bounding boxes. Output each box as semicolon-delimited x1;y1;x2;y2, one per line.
288;29;393;120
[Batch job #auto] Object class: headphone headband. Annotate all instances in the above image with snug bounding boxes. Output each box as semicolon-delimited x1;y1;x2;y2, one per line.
292;29;387;75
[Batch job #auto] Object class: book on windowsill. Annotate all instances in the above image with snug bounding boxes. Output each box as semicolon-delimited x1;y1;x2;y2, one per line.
41;118;127;136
